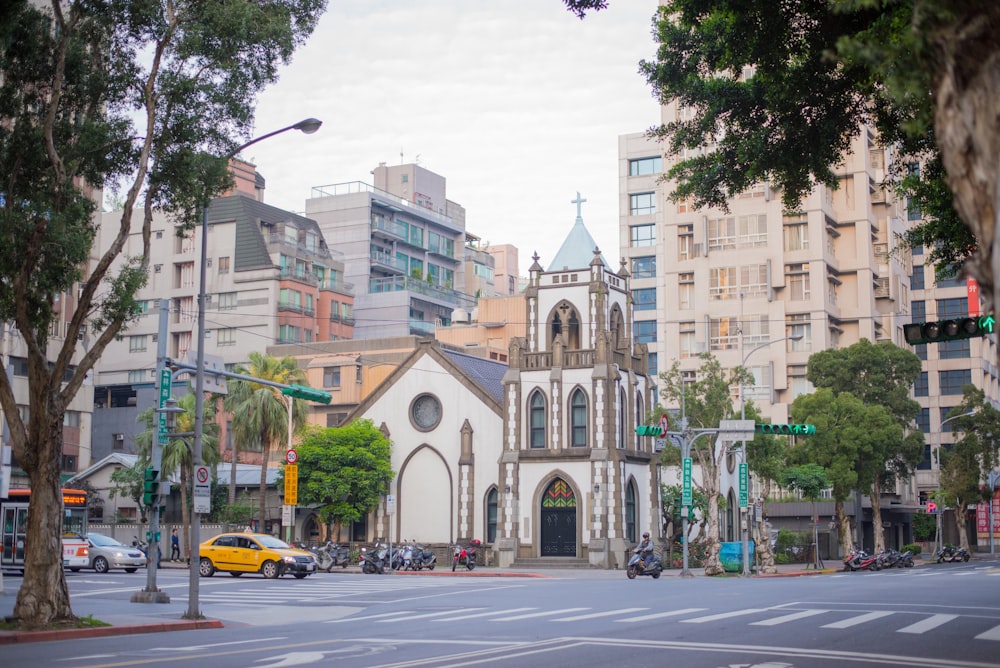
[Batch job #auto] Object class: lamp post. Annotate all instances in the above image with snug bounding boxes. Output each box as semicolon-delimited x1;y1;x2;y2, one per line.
738;333;803;577
935;409;977;556
187;118;321;620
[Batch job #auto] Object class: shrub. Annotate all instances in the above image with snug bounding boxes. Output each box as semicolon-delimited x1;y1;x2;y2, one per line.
902;543;923;556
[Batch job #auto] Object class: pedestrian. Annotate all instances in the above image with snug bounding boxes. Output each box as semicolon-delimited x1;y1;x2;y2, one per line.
170;528;180;561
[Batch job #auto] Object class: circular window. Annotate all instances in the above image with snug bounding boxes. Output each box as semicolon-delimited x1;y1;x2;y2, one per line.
410;394;442;431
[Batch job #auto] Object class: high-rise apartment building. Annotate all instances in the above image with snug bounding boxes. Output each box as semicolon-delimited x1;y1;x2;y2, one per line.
306;163;476;340
617;96;999;547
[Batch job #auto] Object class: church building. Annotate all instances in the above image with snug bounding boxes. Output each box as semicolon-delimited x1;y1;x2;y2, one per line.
350;200;659;568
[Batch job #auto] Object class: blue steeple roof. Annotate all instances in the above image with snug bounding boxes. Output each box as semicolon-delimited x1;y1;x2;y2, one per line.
547;191;609;271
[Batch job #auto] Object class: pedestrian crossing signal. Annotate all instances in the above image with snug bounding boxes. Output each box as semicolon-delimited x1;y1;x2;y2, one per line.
903;315;995;345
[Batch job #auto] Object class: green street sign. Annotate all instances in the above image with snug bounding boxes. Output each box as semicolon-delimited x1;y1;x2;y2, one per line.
682;457;692;506
739;462;748;509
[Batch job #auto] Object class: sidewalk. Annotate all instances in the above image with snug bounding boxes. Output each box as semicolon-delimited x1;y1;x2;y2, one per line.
0;559;863;644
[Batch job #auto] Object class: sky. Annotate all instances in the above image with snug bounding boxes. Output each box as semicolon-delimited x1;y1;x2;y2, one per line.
246;0;663;267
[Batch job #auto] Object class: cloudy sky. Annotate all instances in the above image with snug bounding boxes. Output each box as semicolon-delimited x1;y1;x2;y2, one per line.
246;0;663;266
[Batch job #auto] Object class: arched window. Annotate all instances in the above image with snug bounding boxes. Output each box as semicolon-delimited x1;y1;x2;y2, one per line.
625;481;637;544
635;391;644;450
618;387;627;448
570;389;588;447
486;487;498;543
726;490;737;542
529;391;546;448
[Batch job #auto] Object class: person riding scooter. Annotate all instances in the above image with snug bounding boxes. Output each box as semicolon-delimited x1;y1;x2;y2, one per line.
636;532;654;571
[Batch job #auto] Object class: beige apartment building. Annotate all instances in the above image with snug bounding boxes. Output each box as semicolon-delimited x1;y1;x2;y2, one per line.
619;97;999;550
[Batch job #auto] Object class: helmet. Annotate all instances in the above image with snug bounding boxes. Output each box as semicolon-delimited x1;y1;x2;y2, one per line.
642;532;650;539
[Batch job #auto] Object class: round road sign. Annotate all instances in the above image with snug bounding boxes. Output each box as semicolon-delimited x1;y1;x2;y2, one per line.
286;449;298;464
195;466;209;484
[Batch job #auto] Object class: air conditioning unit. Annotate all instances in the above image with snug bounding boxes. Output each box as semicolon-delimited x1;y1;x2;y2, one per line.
114;433;124;443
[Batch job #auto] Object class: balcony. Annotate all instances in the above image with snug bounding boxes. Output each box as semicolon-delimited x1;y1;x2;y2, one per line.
318;278;354;295
279;267;319;287
370;217;408;242
370;250;408;274
368;275;477;308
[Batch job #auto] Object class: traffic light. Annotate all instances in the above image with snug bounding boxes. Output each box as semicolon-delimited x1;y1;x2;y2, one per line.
281;384;333;404
635;425;664;436
903;315;996;345
142;467;160;506
754;424;817;435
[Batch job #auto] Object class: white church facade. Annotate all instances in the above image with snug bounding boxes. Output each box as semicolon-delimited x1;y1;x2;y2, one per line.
350;205;660;568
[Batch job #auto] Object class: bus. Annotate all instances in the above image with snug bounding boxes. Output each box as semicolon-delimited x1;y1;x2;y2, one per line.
1;487;90;571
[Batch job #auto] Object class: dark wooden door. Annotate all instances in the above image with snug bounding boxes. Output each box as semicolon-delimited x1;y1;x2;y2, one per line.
540;479;577;557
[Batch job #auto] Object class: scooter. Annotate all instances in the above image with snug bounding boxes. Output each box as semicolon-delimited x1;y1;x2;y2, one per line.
843;548;880;571
359;542;388;574
452;540;479;571
314;541;351;572
936;544;970;563
626;548;663;579
412;544;436;570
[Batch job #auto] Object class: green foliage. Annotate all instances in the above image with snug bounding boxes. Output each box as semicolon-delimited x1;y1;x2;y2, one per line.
780;464;830;503
901;543;923;556
775;529;809;561
939;386;1000;511
288;420;395;532
208;491;255;528
911;514;936;542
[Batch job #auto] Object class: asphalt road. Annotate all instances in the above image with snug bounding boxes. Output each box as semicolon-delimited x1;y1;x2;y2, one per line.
3;558;1000;667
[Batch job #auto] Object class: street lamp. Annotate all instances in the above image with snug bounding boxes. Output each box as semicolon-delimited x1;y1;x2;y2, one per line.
187;118;321;620
738;333;803;577
934;409;977;556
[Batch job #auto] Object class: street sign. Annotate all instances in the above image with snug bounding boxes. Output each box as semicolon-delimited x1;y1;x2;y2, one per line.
188;352;228;394
282;504;294;527
654;437;667;452
739;462;749;508
386;493;396;515
193;465;211;514
659;415;670;434
682;457;693;506
157;368;171;447
927;501;937;514
284;464;298;506
286;449;298;465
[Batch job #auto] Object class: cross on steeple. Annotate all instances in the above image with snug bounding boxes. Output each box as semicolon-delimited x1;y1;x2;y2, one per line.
571;191;587;220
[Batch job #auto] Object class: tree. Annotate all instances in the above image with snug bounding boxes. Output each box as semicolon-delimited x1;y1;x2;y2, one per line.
658;352;751;575
789;389;902;558
0;0;324;626
807;340;924;553
287;420;394;540
628;0;1000;312
660;483;710;567
781;464;831;570
224;352;308;531
109;463;147;524
939;386;1000;551
741;401;784;574
135;391;220;562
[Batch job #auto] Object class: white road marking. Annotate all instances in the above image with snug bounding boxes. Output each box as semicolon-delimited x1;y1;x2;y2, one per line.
821;611;894;629
897;614;959;634
432;607;536;621
377;608;485;622
550;607;648;622
614;608;707;623
492;607;589;621
974;624;1000;641
750;609;829;626
680;608;770;623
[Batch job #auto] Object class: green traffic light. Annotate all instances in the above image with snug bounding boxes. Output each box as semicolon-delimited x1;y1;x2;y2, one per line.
903;315;994;345
281;384;333;404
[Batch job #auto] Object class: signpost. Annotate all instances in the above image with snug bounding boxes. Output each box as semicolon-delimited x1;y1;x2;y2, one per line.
739;462;748;509
193;465;211;514
682;458;693;507
283;463;298;506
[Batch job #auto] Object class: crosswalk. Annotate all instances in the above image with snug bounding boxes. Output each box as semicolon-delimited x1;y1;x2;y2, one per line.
324;603;1000;641
831;564;1000;578
173;575;461;605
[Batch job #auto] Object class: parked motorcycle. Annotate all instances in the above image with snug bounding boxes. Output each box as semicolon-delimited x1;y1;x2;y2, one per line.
314;541;351;572
451;539;479;571
843;548;880;571
359;542;388;574
935;544;970;563
626;547;663;579
411;544;437;570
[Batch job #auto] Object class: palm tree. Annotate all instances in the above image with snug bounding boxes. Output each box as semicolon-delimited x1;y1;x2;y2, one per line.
224;352;308;532
136;390;220;560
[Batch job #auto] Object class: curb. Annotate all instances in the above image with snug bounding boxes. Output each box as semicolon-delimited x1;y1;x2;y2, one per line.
0;619;223;645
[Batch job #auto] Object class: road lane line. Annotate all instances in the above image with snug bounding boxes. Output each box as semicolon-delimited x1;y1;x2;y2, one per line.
492;607;589;621
615;608;707;623
680;608;770;623
551;607;648;622
432;607;536;621
377;608;485;622
975;624;1000;641
821;611;894;628
750;609;829;626
897;614;959;634
324;609;414;623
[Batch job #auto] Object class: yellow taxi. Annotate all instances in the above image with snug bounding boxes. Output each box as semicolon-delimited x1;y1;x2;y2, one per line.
198;532;317;579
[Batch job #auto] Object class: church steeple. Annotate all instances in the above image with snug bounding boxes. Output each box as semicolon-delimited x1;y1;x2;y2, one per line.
547;192;609;271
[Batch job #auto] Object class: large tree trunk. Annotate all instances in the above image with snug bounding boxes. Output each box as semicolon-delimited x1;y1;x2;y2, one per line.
13;419;75;627
929;7;1000;320
836;499;855;558
755;480;777;574
871;478;885;554
697;441;724;575
954;497;971;552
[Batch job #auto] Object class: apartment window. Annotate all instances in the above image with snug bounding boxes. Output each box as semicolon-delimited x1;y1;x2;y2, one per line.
647;352;658;377
61;455;77;473
129;335;147;353
136;300;151;314
935;268;964;289
679;273;694;310
629;156;662;176
631;256;656;279
916;408;930;433
741;315;770;347
786;263;811;300
128;370;146;383
340;302;353;321
677;196;694;214
630;224;655;247
408;225;424;248
914;343;927;360
280;288;302;309
678;225;693;260
744;365;773;403
741;264;768;298
939;339;971;360
217;328;236;346
112;433;125;451
305;294;314;314
278;325;300;344
911;266;925;291
709;267;738;300
708;216;736;250
218;256;230;274
738;214;768;247
911;300;926;321
679;322;697;358
939;369;971;395
914;372;929;397
634;320;657;344
632;288;656;311
529;392;546;448
787;314;812;352
936;297;967;319
63;411;80;428
784;222;809;251
218;292;238;310
284;225;298;244
789;376;813;400
629;192;656;216
305;231;318;252
570;389;588;447
710;317;739;351
323;366;341;388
